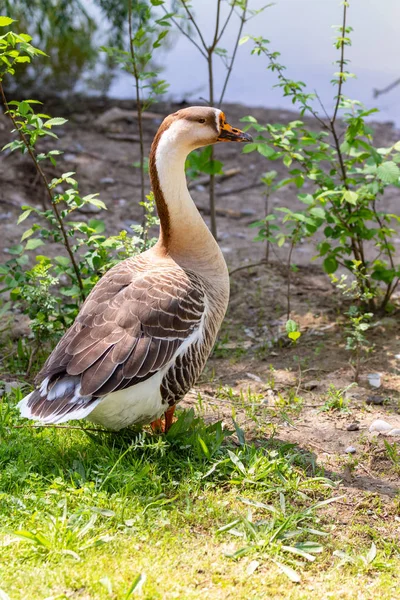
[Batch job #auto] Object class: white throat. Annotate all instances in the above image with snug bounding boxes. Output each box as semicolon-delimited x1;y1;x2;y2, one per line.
154;122;223;271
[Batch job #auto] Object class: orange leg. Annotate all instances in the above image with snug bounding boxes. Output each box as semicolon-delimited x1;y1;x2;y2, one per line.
164;405;176;433
150;417;163;433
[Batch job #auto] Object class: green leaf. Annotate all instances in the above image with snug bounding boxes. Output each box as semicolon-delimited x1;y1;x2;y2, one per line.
227;450;246;475
376;161;400;184
25;238;45;251
21;228;35;242
125;573;147;599
323;256;338;274
342;190;358;205
366;542;377;564
286;319;298;334
272;560;300;583
44;117;68;128
309;207;326;219
257;143;276;158
0;16;15;26
288;331;301;342
239;35;250;45
88;219;105;234
54;256;70;267
17;209;33;224
242;143;257;154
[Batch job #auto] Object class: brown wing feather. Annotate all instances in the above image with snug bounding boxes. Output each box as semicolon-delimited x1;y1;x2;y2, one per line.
35;259;205;405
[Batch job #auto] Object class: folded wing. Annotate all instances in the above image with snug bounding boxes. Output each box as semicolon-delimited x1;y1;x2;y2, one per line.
21;260;205;423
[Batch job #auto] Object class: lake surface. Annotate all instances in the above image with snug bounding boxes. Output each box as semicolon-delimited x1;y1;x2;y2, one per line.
93;0;400;125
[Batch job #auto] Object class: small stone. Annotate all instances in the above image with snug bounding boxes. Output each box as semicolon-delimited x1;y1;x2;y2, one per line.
347;422;360;431
246;560;260;575
369;419;392;433
366;395;384;406
246;372;262;383
100;177;115;185
395;354;400;360
4;381;23;394
387;429;400;437
367;373;381;388
195;184;206;192
240;208;257;217
77;203;102;214
345;446;357;454
63;153;77;162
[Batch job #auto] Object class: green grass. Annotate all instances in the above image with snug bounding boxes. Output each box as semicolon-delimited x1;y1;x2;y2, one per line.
0;388;399;599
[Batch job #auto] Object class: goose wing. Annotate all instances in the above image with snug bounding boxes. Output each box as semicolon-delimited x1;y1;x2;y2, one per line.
22;259;205;422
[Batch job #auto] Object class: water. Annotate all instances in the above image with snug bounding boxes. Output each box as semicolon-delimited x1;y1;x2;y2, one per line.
102;0;400;126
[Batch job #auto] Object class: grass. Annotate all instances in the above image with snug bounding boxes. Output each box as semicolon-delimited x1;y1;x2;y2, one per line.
0;387;399;599
319;384;355;414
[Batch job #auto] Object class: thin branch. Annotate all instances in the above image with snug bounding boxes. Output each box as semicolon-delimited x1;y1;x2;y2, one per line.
331;1;347;125
313;88;331;124
256;42;328;130
180;1;208;52
219;0;248;106
128;0;146;223
373;77;400;98
229;259;268;276
212;0;222;48
286;236;296;320
216;2;235;44
161;6;207;58
0;82;85;302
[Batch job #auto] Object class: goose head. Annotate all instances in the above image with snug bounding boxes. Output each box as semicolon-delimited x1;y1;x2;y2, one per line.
154;106;253;152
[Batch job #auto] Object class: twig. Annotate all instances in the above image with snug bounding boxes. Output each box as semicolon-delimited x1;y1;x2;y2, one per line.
286;236;296;320
218;0;248;106
331;2;348;126
188;167;241;190
0;82;85;302
128;1;146;225
373;77;400;98
229;260;268;276
161;6;206;58
358;462;375;479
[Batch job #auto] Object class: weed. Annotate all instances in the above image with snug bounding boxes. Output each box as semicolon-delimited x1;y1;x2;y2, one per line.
319;384;356;413
383;440;400;472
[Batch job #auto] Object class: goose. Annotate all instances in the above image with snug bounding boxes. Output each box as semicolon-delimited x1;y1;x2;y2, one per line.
18;106;252;431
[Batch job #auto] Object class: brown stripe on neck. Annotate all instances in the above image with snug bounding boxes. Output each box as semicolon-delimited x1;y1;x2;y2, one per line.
149;114;179;250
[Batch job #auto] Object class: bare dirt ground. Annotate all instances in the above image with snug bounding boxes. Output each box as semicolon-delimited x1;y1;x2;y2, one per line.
1;98;400;528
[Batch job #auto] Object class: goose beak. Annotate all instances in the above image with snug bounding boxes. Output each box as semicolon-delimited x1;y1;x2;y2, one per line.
217;122;253;143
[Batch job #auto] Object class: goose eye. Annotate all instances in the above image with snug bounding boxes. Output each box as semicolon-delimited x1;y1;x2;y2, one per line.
198;118;206;124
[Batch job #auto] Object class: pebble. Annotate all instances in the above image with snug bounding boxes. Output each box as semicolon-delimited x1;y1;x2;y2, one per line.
369;419;392;433
1;381;23;395
395;354;400;360
366;395;384;406
100;177;115;185
367;373;381;388
387;429;400;437
77;203;102;214
246;372;262;383
345;446;357;454
240;208;257;217
63;153;77;162
347;423;360;431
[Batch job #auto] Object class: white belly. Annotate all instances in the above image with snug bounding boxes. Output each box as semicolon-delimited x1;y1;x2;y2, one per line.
87;369;167;430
